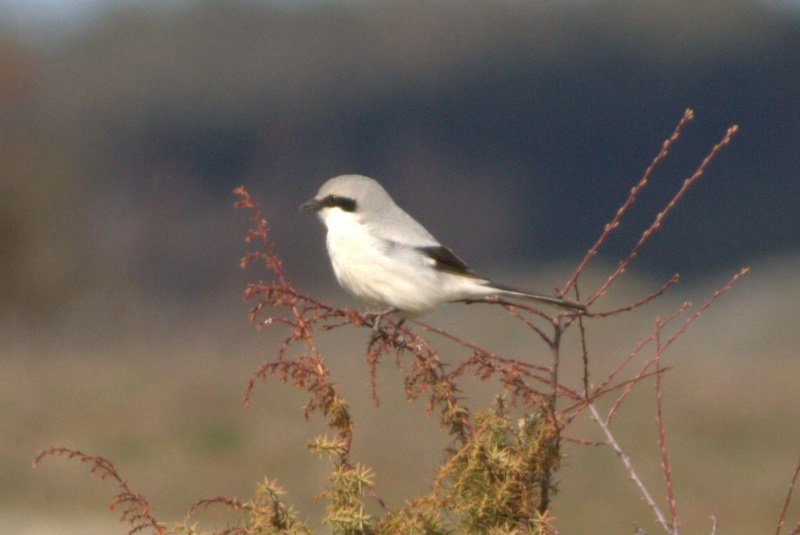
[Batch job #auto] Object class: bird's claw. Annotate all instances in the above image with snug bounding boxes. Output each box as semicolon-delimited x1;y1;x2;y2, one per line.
366;309;407;349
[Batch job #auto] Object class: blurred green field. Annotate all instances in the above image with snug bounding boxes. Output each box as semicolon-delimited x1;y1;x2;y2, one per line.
2;257;799;534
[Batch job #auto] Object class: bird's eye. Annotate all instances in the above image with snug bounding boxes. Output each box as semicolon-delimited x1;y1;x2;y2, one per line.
321;194;357;213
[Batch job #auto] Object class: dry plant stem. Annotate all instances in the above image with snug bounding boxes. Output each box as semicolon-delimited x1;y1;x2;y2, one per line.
642;267;748;361
587;123;739;306
583;268;749;534
588;403;673;534
415;319;554;377
549;322;563;416
33;448;166;535
776;460;800;535
655;321;678;534
538;321;563;514
236;188;370;501
603;267;748;423
573;284;591;397
578;312;590;397
589;273;680;318
460;297;554;344
236;187;475;460
188;496;248;517
562;108;695;296
604;302;692;423
560;367;673;425
502;303;554;346
418;313;586;413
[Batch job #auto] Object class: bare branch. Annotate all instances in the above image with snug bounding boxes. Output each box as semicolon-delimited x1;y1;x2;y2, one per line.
588;404;672;534
655;320;678;533
587;124;739;306
776;460;800;535
563;109;695;294
33;448;167;535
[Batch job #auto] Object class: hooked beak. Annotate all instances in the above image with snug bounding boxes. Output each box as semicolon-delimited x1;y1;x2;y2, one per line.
300;198;322;212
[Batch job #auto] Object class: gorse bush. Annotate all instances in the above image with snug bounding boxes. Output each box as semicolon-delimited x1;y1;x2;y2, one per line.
34;111;800;534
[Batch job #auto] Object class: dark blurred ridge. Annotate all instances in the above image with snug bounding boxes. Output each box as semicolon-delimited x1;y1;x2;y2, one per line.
1;0;798;319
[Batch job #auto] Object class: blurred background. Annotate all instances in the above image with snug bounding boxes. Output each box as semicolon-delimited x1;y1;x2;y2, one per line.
1;0;799;533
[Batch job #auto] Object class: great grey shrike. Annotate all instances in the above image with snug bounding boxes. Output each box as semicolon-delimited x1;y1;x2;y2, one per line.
301;175;585;318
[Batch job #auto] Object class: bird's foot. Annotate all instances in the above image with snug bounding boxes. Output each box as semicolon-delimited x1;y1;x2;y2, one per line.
390;318;407;349
366;308;407;348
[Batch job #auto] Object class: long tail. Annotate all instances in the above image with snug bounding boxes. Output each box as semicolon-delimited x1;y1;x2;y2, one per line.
489;282;587;313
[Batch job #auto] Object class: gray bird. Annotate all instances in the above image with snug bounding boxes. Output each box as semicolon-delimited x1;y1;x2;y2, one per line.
301;175;585;317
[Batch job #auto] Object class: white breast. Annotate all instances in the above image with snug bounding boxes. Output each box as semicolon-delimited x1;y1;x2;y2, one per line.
321;207;493;316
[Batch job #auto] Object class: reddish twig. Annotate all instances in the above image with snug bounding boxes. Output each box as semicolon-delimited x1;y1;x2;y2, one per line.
587;123;739;306
604;302;691;423
236;188;356;470
588;273;681;318
654;319;678;533
582;267;748;534
600;266;747;424
189;495;249;517
655;267;748;357
562;109;695;295
559;366;672;423
33;448;166;535
776;460;800;535
414;319;583;409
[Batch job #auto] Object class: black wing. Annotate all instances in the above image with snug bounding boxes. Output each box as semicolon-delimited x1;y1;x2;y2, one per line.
418;245;481;278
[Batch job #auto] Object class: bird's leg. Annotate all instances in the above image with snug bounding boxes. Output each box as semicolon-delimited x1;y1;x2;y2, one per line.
366;308;409;348
367;307;397;346
368;307;396;332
